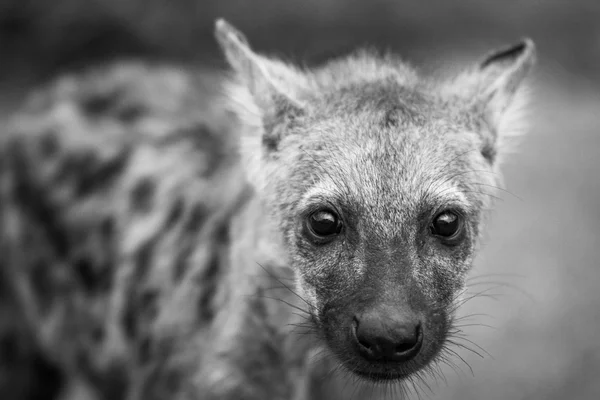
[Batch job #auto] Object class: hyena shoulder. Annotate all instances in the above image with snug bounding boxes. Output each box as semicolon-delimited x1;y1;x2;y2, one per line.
0;60;309;400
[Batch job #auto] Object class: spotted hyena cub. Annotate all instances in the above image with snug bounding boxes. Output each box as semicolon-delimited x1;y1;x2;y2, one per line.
0;18;535;400
215;19;535;388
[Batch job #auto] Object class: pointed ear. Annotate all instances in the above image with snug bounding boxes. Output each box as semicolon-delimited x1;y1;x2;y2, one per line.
475;39;536;128
214;19;307;150
450;39;536;163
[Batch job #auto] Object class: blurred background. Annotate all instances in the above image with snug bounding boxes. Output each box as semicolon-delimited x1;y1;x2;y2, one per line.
0;0;599;399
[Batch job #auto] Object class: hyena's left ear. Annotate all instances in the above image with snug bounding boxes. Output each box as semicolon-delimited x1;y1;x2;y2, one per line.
476;39;536;125
451;39;536;163
215;19;308;150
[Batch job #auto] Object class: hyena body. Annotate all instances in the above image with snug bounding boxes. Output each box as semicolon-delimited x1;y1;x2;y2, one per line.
0;20;535;400
0;62;310;400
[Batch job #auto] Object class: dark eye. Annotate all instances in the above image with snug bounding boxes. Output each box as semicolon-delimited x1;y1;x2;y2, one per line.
430;211;462;239
306;209;342;240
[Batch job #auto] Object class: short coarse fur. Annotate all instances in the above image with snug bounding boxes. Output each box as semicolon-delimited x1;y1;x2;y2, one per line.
0;19;535;400
216;18;536;392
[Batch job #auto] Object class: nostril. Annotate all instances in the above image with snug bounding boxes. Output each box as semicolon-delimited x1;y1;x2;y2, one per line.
394;341;415;354
353;317;375;354
393;323;422;355
358;337;372;350
353;317;371;349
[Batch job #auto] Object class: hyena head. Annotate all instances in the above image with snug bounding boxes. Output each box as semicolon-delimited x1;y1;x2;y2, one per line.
216;20;535;382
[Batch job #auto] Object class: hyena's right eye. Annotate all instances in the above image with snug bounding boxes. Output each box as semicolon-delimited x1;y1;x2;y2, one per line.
304;209;343;243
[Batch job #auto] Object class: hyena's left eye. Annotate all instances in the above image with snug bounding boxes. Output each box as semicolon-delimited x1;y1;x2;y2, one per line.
430;210;462;240
304;209;343;243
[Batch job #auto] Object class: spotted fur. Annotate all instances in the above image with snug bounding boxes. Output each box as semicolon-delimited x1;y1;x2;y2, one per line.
0;20;536;400
0;62;314;400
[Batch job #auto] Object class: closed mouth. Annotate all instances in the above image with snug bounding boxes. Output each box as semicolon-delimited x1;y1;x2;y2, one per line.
352;368;408;382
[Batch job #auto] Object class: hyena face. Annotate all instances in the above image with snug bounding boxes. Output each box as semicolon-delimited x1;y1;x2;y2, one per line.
216;20;535;381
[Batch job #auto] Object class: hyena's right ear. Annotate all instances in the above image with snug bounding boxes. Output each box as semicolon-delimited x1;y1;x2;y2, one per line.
215;19;308;150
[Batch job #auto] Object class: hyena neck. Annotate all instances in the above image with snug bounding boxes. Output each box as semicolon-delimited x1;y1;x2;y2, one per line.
221;72;317;344
218;74;291;268
221;76;271;192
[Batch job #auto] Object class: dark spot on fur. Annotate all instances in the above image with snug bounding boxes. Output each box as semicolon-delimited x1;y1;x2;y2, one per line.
122;289;159;342
139;289;159;315
73;256;112;293
197;246;224;322
384;108;400;128
164;198;184;231
30;260;53;306
12;143;69;257
185;202;207;233
122;293;137;340
215;220;230;243
94;362;129;400
172;202;208;282
116;103;145;124
100;217;115;241
75;148;131;198
79;85;146;124
28;351;65;400
73;257;96;291
79;88;122;118
39;129;60;158
130;177;155;213
135;238;156;281
121;239;152;337
157;124;226;177
91;325;105;343
481;142;497;164
262;133;280;152
138;336;152;364
0;328;65;400
53;152;90;185
192;124;226;177
173;255;187;283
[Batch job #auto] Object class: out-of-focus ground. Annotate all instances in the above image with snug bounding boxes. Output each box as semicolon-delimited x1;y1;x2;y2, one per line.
1;1;599;399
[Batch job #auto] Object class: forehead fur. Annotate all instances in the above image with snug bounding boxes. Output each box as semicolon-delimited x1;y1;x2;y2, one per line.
224;47;479;141
299;121;479;192
297;50;472;128
267;52;495;225
310;49;419;89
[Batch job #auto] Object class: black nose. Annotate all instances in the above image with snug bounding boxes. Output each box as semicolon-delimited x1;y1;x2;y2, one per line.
352;309;423;362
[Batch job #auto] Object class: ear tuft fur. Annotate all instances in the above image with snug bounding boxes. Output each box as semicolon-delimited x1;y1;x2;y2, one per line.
214;18;307;153
480;39;535;70
445;38;536;164
478;38;536;121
